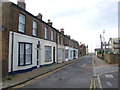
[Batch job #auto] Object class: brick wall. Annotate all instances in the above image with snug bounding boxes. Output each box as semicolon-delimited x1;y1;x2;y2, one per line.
105;54;119;64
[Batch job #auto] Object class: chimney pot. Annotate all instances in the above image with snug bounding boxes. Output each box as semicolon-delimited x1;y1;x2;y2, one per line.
60;28;64;34
17;0;26;9
37;13;42;20
47;19;52;26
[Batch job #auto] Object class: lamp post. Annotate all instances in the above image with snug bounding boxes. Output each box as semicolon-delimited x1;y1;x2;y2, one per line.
103;30;106;60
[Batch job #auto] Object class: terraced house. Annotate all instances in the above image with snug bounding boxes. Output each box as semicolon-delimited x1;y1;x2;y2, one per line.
0;0;79;77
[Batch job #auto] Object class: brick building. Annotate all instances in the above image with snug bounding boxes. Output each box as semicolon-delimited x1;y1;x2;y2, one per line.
0;0;79;77
79;44;88;57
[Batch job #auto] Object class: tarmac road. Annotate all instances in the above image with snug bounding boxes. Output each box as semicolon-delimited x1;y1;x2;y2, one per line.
98;71;119;89
22;55;93;88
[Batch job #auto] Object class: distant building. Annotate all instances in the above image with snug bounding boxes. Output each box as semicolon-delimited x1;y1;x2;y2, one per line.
108;38;120;54
78;44;88;57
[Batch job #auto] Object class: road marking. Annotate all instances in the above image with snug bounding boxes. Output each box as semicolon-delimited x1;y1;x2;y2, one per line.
106;81;112;87
93;78;96;89
90;78;93;90
97;70;118;89
90;78;96;90
12;62;74;88
105;74;114;78
82;63;86;67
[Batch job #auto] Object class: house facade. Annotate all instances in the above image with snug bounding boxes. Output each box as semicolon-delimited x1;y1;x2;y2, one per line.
78;44;88;57
108;38;120;54
1;1;79;77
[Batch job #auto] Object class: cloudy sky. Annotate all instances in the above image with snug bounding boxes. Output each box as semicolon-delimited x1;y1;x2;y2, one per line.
9;0;118;52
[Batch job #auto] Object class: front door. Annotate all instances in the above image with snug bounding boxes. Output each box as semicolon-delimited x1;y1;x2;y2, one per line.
53;47;55;63
37;49;39;67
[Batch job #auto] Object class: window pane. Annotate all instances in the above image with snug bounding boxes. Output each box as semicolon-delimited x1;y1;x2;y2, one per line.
58;49;63;60
19;43;24;65
45;27;48;39
20;54;24;65
19;14;25;24
26;44;32;53
26;54;31;64
51;31;53;41
33;29;37;36
45;46;52;62
33;21;37;29
25;44;32;64
65;50;69;58
18;23;24;32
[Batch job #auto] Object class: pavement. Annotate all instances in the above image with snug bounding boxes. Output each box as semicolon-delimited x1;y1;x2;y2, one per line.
93;55;119;89
1;59;75;89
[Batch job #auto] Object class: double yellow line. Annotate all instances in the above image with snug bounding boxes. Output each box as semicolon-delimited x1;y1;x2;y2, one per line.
90;78;97;90
90;56;97;90
12;62;74;89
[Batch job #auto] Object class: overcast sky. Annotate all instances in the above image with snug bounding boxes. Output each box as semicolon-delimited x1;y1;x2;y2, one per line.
9;0;118;52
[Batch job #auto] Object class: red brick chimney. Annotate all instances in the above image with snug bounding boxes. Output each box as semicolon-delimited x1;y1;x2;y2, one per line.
17;0;26;9
60;28;64;34
48;19;52;26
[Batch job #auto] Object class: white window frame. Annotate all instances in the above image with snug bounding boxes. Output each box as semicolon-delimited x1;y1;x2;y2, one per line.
51;30;54;41
45;27;48;39
18;14;25;33
32;21;38;36
18;43;32;66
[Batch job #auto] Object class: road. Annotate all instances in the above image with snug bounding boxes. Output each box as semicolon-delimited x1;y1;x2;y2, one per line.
22;56;93;88
98;70;119;89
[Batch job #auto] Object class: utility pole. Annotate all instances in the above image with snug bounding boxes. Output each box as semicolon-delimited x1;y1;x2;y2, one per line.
100;34;103;58
100;34;103;50
103;30;106;60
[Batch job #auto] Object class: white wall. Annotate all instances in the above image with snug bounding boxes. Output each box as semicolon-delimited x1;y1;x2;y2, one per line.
9;31;56;72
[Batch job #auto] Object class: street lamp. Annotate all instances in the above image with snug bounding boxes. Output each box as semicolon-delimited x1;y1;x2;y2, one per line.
103;30;106;60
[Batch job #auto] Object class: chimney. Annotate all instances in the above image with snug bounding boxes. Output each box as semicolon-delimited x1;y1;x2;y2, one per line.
17;0;26;9
60;28;64;34
68;35;71;39
37;13;42;20
47;19;52;26
66;35;70;39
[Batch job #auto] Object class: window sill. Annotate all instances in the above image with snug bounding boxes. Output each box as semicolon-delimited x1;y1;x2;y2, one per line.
18;63;32;66
45;60;52;62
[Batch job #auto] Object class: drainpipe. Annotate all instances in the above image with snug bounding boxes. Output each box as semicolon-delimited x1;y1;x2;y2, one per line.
10;4;14;73
11;31;14;73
